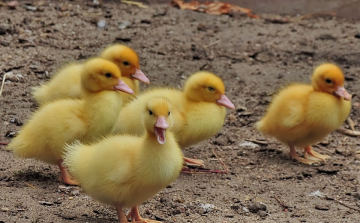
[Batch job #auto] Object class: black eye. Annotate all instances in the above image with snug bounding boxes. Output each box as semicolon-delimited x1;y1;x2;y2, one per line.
207;87;215;92
105;73;112;78
149;110;153;115
325;78;332;84
123;61;130;66
168;111;171;116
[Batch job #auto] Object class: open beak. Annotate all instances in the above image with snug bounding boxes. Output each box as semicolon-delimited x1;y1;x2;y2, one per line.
131;69;150;84
216;94;236;110
114;79;134;95
154;116;169;144
334;86;352;101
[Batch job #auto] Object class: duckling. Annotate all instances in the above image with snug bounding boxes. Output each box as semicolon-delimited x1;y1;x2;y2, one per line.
8;58;134;185
113;71;235;167
256;63;352;165
63;97;183;223
32;44;149;106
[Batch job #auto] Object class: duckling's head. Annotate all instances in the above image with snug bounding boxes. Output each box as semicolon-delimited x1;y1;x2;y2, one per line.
143;97;173;144
81;58;134;95
183;71;235;109
312;63;351;101
100;44;150;84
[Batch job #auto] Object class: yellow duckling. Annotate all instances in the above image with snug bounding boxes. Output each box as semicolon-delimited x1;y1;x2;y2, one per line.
256;63;352;165
113;71;235;167
32;44;149;105
63;97;183;223
8;58;134;185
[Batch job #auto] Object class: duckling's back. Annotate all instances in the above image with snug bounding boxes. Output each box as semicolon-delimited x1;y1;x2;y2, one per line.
9;99;86;164
32;64;83;105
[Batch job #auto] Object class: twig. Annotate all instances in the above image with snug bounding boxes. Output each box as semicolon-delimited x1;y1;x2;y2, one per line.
121;0;148;8
203;40;220;49
181;167;228;174
24;182;36;189
273;195;288;210
337;127;360;136
334;199;360;212
0;72;9;97
292;12;337;22
212;148;229;173
347;117;356;131
0;142;8;145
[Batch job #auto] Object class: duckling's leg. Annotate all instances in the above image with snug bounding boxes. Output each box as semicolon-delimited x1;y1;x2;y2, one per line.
0;142;8;145
129;206;162;223
115;203;128;223
183;157;205;167
57;161;79;186
304;146;330;162
288;144;319;165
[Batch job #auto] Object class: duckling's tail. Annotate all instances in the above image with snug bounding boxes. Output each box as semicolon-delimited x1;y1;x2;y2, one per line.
31;85;47;106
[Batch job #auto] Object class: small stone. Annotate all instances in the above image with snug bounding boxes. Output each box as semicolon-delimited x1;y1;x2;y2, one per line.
315;204;330;211
247;202;267;213
354;154;360;160
354;34;360;39
118;21;131;30
97;19;106;28
353;192;360;200
39;201;53;206
68;196;73;200
0;27;6;35
228;114;237;121
154;215;165;221
258;210;267;217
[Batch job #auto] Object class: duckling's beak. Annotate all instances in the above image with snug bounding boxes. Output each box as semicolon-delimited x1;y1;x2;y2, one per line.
154;116;169;144
131;69;150;84
216;94;236;110
114;79;134;95
334;86;352;101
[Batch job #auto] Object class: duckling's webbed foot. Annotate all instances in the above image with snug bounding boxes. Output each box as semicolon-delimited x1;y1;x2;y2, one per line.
183;157;205;167
57;161;79;186
288;144;320;165
129;206;162;223
304;146;330;162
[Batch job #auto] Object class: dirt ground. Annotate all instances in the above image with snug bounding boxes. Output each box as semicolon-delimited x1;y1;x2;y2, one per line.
1;1;360;222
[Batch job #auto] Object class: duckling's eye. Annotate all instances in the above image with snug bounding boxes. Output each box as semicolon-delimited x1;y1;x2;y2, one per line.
325;78;332;84
168;111;171;116
123;61;130;66
105;73;112;78
207;87;215;92
149;110;153;115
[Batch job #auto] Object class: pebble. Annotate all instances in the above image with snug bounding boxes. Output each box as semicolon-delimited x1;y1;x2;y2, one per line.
118;21;131;29
247;202;267;213
315;204;330;211
97;19;106;28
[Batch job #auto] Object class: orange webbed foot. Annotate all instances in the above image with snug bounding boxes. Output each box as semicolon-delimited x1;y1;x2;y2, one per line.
129;207;162;223
58;161;79;186
183;157;205;167
288;144;320;165
304;146;330;162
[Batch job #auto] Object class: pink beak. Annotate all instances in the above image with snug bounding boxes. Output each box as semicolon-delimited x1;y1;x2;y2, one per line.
131;69;150;84
216;94;236;110
155;116;169;129
334;86;351;101
114;79;134;94
154;116;169;144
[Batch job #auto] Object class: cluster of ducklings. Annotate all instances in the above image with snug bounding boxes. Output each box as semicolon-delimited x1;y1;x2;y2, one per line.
7;44;351;222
